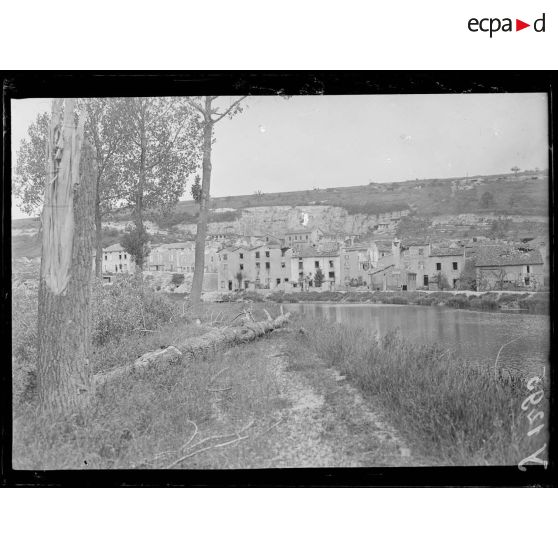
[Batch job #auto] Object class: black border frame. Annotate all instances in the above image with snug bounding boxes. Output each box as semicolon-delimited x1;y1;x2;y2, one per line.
1;71;556;487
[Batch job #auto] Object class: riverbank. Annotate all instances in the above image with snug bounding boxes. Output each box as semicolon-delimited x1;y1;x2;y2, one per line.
13;307;420;469
12;287;548;468
265;289;549;314
289;315;549;466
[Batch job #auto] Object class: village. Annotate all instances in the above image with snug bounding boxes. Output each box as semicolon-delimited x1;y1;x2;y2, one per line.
100;223;549;295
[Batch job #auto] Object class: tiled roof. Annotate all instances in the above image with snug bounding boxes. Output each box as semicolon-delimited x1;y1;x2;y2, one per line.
475;247;543;267
158;242;192;249
283;229;313;236
430;247;464;257
319;241;340;252
369;264;395;275
104;243;125;252
294;246;339;258
344;243;370;252
402;238;430;247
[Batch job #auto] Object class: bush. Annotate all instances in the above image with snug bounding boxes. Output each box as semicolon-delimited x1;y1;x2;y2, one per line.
388;296;408;305
469;297;498;311
12;284;39;404
92;275;177;345
445;295;471;309
171;273;185;287
518;294;549;314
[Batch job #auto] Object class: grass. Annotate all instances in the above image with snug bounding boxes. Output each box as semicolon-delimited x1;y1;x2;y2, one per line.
12;338;288;470
289;316;549;466
12;293;288;470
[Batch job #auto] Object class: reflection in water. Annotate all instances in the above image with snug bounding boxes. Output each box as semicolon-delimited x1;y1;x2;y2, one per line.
285;303;550;375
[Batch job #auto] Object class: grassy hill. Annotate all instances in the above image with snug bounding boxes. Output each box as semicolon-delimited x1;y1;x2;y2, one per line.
153;170;549;225
11;170;548;259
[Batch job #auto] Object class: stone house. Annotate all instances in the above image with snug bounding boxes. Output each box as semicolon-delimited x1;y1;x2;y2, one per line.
102;243;135;274
217;244;292;291
147;242;219;273
290;246;341;289
248;244;292;290
400;240;431;288
368;264;417;291
475;248;544;290
281;227;324;249
426;247;465;290
342;243;377;285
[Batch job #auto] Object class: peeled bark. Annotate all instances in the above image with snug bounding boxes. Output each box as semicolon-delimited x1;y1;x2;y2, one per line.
190;98;213;310
94;182;103;277
37;99;96;415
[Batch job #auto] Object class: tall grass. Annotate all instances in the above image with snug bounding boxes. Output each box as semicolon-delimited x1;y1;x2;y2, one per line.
296;318;548;465
13;340;285;470
12;275;179;407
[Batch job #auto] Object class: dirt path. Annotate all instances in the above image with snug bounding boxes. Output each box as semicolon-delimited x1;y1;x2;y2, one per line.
255;334;417;468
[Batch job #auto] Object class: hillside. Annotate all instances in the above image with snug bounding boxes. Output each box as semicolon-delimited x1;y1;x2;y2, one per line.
11;170;548;259
163;170;549;222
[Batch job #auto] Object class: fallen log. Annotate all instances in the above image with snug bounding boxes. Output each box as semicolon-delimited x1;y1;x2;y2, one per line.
92;312;291;391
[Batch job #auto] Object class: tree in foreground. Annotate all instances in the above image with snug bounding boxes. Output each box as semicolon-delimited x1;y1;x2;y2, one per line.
14;99;130;277
186;96;247;309
37;99;96;415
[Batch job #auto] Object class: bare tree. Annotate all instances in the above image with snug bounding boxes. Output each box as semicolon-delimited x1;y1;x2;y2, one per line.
37;99;96;414
495;268;508;290
186;96;247;309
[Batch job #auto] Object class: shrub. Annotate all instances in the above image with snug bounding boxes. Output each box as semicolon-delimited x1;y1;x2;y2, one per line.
239;291;265;303
171;273;185;287
445;295;471;309
518;294;549;314
389;296;408;305
91;275;177;345
469;297;498;311
12;284;39;404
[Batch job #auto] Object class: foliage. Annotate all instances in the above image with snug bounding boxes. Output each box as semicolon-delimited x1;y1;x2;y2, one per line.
120;98;201;215
14;100;131;217
120;224;151;265
14;112;50;215
435;272;451;290
458;259;477;290
314;268;325;287
12;284;39;403
171;273;185;287
235;271;244;289
518;293;549;314
190;175;202;204
91;275;177;345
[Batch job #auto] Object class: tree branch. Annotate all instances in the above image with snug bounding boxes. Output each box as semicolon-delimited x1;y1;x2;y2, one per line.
211;96;247;123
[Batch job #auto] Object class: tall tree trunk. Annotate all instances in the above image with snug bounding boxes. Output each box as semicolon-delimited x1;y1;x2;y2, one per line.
37;99;96;415
135;113;146;274
190;98;213;310
94;179;103;277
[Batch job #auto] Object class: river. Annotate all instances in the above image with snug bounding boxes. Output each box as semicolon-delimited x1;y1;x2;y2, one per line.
285;303;550;375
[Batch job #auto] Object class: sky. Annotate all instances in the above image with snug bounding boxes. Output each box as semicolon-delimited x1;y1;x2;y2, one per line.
11;93;549;219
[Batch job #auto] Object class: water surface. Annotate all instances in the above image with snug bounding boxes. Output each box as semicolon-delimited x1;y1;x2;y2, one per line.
285;303;550;375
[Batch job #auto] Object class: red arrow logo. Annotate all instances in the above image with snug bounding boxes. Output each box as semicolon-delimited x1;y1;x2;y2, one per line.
516;19;530;31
